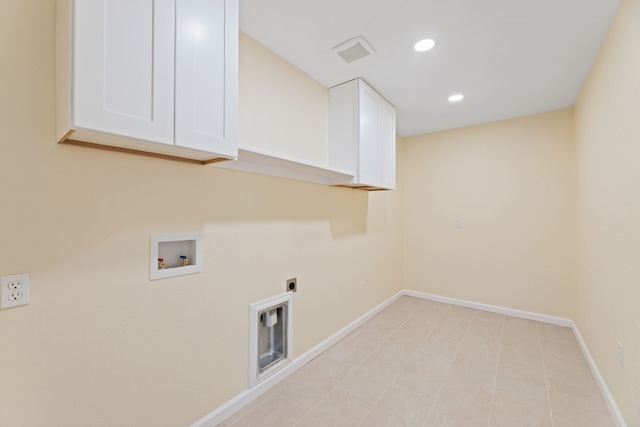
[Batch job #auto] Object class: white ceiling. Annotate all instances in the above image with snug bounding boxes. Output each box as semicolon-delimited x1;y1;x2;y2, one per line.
239;0;620;137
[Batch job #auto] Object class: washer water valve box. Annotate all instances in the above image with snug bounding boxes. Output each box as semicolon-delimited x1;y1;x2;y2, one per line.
150;233;202;280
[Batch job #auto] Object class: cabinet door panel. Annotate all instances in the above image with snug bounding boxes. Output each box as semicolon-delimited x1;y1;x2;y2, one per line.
379;101;396;189
358;86;380;186
175;0;237;156
73;0;174;144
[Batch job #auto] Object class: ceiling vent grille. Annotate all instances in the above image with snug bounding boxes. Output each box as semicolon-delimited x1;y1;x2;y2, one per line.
332;36;375;63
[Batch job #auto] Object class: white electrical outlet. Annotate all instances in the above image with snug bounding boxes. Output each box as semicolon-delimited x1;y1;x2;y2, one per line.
618;342;623;367
1;273;31;309
455;218;462;228
365;269;371;282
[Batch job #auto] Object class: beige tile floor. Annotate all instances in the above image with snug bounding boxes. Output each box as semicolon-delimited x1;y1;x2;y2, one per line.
218;296;616;426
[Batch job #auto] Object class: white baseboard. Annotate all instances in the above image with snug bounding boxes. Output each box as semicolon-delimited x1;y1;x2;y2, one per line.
403;290;626;427
571;323;627;427
192;289;626;427
402;290;573;327
191;291;404;427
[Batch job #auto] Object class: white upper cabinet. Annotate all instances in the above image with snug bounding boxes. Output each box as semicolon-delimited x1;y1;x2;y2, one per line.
56;0;238;163
328;79;396;190
174;0;237;154
72;1;175;145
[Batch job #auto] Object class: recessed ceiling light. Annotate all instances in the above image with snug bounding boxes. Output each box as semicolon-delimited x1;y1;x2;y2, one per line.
448;93;464;102
414;39;435;52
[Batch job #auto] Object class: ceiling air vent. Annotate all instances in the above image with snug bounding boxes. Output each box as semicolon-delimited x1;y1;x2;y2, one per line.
332;36;375;63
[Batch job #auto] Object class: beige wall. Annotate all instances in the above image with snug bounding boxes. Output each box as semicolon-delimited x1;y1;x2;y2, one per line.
3;0;637;426
574;0;640;424
403;109;576;318
0;3;403;426
239;34;329;166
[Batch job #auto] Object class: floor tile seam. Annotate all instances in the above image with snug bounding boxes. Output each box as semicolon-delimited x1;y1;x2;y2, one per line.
395;303;454;427
232;382;309;425
544;371;599;388
357;328;395;348
326;327;393;426
336;329;387;362
422;309;480;426
278;355;317;387
398;300;427;316
220;413;237;427
336;355;393;399
384;303;431;339
354;385;384;426
287;349;364;426
321;301;435;422
223;402;261;427
227;387;274;424
290;382;341;427
298;302;451;427
319;353;360;376
486;313;506;426
355;305;447;426
380;298;424;318
334;349;373;392
539;342;586;355
274;390;311;420
346;326;377;342
331;384;375;427
537;321;556;427
393;300;451;366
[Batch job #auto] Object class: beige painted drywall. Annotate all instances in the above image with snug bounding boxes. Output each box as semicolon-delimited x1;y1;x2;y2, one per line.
403;109;576;318
239;33;329;166
574;0;640;424
0;3;403;426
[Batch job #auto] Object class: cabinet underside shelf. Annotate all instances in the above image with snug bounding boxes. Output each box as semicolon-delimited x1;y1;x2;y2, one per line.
332;184;389;191
212;148;356;187
59;134;233;165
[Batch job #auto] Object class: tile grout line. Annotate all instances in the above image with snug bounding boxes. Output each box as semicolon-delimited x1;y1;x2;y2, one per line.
422;308;478;426
290;375;342;426
276;391;312;420
389;301;451;389
354;299;441;426
231;340;333;426
223;387;276;427
289;331;363;426
537;322;555;427
295;298;424;427
486;314;506;426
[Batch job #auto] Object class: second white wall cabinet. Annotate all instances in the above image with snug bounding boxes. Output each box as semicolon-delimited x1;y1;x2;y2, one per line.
328;78;396;190
56;0;238;164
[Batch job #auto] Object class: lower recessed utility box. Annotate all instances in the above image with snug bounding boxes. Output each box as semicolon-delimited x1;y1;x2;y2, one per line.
249;292;293;387
150;232;202;280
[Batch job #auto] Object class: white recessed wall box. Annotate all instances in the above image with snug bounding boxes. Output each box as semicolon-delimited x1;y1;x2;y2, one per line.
150;232;202;280
249;292;293;387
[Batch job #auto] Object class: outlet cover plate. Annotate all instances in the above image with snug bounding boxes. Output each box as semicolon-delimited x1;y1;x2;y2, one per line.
1;273;31;309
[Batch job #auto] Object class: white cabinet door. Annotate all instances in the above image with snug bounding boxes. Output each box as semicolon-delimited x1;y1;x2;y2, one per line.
174;0;238;157
358;84;381;186
328;78;396;190
73;0;175;145
378;100;396;189
58;0;238;163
